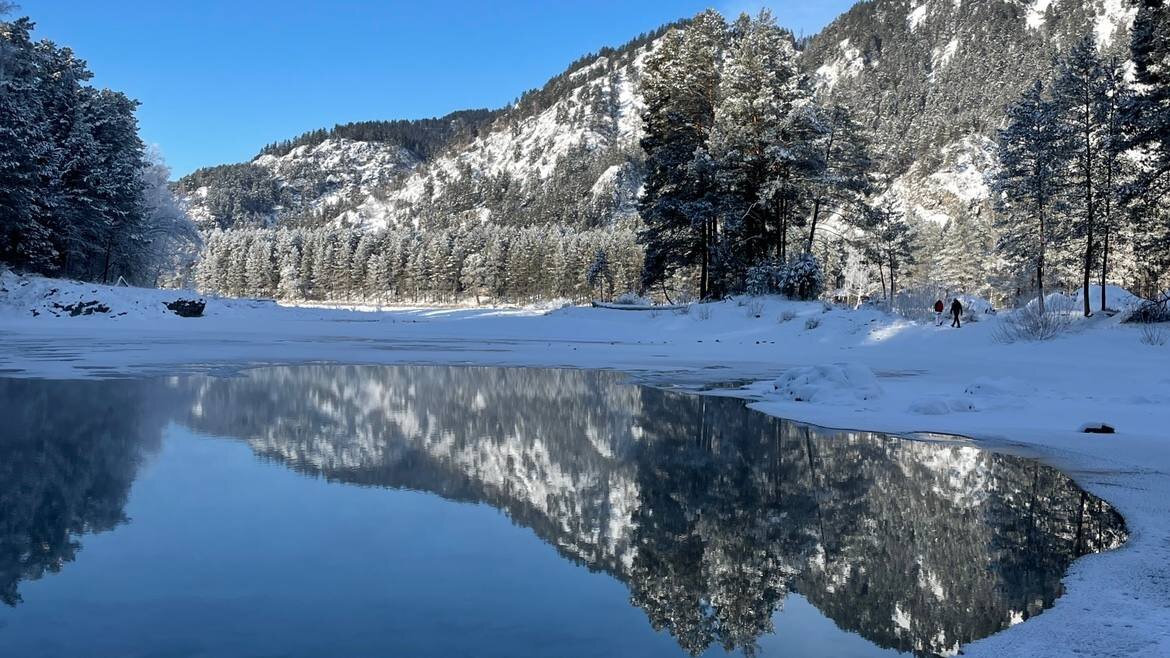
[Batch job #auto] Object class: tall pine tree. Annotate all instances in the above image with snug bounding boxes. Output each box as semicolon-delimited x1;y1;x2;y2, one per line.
991;81;1069;314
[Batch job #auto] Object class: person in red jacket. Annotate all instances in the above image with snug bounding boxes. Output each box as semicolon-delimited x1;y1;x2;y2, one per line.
933;299;945;326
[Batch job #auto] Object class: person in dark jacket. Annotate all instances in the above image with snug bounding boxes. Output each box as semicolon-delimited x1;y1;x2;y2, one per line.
950;298;963;328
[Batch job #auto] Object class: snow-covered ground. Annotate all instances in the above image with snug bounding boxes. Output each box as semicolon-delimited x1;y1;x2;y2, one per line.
2;271;1168;657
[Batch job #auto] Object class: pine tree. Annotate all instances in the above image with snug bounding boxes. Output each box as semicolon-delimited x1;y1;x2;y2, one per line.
638;10;726;299
586;248;615;300
711;11;806;274
860;198;916;301
1126;0;1170;297
805;104;873;253
1051;37;1110;316
990;80;1069;314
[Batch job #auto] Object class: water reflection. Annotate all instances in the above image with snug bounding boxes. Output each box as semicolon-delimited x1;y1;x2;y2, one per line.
0;379;171;606
0;366;1126;657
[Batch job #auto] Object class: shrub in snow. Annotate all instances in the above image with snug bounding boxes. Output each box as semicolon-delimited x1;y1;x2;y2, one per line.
1139;324;1167;347
908;398;977;415
780;254;825;300
746;299;764;318
804;317;820;330
773;363;882;403
993;303;1073;343
744;254;825;300
1123;296;1170;324
778;310;797;323
525;298;573;313
745;263;782;297
613;292;652;306
695;304;712;320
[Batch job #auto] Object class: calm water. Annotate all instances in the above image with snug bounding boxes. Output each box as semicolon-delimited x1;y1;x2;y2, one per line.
0;366;1126;658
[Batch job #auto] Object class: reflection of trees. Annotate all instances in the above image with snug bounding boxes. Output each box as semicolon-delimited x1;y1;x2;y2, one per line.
629;404;1127;658
183;366;1127;658
0;379;171;606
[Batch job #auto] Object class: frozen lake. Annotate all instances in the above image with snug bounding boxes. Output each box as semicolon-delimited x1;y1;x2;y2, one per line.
0;366;1126;657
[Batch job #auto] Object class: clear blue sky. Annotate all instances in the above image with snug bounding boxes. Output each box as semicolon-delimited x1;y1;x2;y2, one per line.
17;1;856;177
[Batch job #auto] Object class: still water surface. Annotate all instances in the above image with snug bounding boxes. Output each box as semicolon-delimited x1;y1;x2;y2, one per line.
0;366;1126;657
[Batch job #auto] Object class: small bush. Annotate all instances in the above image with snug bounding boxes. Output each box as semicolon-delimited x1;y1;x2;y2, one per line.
695;304;712;321
891;286;939;323
778;310;797;323
746;299;764;318
993;304;1073;343
614;292;652;306
804;317;820;331
744;254;825;300
1140;324;1167;346
1123;297;1170;324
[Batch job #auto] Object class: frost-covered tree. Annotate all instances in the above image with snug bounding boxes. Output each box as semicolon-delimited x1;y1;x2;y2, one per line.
990;81;1069;314
0;16;151;282
804;103;873;253
1126;0;1170;297
638;10;726;299
586;248;616;300
859;198;916;301
710;10;808;271
1051;37;1112;316
135;149;200;287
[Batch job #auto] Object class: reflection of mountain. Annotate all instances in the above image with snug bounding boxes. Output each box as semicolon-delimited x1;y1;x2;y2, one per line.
180;366;1127;658
0;379;172;606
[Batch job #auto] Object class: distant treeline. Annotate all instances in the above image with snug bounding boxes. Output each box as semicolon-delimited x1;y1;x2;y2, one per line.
195;224;643;304
255;109;500;160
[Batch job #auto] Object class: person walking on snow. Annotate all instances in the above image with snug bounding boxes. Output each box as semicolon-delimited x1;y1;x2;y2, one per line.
933;299;945;326
950;298;963;328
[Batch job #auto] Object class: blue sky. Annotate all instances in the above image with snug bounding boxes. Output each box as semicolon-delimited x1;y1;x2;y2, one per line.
16;1;856;176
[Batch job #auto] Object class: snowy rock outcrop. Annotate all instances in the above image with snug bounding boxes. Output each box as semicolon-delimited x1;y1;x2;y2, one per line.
773;363;883;404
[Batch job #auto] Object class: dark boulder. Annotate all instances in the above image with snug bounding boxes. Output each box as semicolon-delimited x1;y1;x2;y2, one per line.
52;300;110;317
166;299;205;318
1080;423;1116;435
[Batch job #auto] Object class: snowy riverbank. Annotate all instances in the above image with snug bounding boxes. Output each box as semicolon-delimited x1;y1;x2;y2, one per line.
2;273;1168;657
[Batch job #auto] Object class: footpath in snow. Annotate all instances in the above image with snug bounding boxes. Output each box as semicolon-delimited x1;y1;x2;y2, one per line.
2;272;1169;657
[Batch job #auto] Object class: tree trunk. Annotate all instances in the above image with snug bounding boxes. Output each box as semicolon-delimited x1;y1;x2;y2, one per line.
1082;219;1094;317
697;214;706;298
807;123;837;253
1081;103;1095;318
1038;208;1047;316
101;240;113;285
1100;226;1109;312
807;199;822;255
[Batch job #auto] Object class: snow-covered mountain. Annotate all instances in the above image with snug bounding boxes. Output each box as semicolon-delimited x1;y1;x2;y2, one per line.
804;0;1137;227
178;0;1137;234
